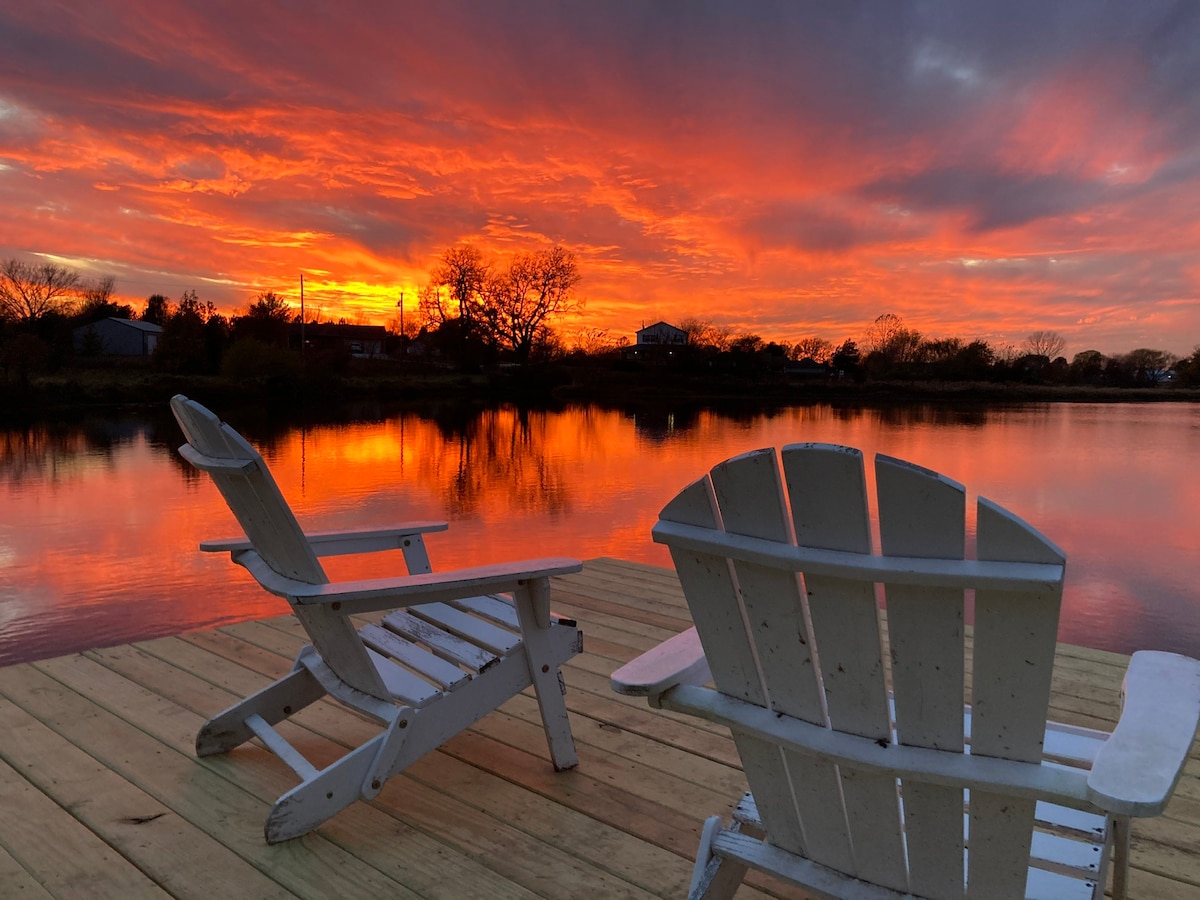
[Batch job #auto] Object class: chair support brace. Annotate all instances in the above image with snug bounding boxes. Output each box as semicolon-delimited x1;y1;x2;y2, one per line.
659;684;1095;810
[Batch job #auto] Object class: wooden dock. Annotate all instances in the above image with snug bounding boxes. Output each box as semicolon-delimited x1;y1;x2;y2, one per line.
0;558;1196;899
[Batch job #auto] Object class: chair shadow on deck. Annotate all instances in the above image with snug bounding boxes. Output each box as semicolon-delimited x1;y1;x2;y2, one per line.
613;444;1200;900
171;394;583;843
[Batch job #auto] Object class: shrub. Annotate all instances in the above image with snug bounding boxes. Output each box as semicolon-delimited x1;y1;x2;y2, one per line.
220;338;302;382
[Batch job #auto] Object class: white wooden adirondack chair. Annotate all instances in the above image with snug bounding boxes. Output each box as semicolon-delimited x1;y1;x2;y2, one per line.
612;445;1200;899
171;395;584;843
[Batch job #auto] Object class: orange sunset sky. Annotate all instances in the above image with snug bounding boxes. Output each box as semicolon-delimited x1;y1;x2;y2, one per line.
1;2;1198;355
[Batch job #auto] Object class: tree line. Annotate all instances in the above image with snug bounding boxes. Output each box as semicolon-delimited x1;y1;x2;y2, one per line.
669;312;1200;388
2;252;1198;389
0;244;584;380
0;255;305;382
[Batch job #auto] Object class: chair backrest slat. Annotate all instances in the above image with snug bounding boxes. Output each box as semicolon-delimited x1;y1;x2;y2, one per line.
782;444;908;889
171;396;389;700
710;450;857;875
966;498;1065;894
660;472;811;858
876;454;968;897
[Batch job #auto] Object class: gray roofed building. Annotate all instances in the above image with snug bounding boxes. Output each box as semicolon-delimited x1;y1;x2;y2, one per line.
73;317;163;356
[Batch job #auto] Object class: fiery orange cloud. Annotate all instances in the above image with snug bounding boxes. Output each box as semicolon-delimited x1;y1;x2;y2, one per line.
1;2;1198;355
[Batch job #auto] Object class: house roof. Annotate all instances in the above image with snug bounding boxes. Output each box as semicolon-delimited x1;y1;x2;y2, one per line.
73;317;163;334
637;321;684;335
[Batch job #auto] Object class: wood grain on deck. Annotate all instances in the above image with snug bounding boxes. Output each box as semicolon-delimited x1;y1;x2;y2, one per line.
0;558;1196;898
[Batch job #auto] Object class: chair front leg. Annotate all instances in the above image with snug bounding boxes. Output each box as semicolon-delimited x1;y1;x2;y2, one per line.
265;733;385;843
196;664;327;757
513;578;579;771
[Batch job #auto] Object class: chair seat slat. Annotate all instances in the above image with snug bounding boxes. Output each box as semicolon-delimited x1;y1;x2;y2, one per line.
381;610;500;673
451;594;519;627
359;623;471;691
366;648;441;707
453;594;576;630
411;602;521;656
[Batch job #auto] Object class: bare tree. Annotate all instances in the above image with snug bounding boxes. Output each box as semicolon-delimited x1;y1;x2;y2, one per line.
81;274;116;307
0;258;80;324
571;326;626;356
416;282;452;328
1024;330;1066;359
433;245;489;332
679;318;734;351
790;336;834;363
866;313;905;354
485;246;581;362
426;245;493;367
995;341;1022;365
77;275;133;322
866;313;923;364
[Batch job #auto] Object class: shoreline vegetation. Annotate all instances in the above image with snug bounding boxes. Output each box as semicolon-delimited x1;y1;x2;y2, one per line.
4;254;1199;422
3;358;1198;422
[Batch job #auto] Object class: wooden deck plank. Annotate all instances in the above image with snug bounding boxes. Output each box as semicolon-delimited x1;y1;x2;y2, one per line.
0;693;297;900
0;658;425;900
0;736;171;900
169;628;747;897
0;558;1195;899
0;839;54;900
85;641;647;900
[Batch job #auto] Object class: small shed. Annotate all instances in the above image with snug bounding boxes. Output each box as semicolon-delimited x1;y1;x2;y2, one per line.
73;317;163;356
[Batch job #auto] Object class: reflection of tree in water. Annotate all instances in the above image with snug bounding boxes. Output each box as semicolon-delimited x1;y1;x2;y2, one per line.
411;405;585;518
0;416;158;485
828;402;995;429
0;408;238;487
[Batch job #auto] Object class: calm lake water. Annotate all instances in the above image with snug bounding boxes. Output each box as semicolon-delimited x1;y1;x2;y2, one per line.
1;400;1198;665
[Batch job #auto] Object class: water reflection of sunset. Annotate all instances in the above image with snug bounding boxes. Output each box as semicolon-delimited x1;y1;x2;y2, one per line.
2;402;1198;666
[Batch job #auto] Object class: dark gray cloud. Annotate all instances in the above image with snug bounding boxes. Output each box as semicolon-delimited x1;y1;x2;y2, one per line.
860;167;1127;232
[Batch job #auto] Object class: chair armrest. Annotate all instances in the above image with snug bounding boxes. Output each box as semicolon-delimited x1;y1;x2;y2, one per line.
1087;650;1200;816
200;521;449;556
611;627;712;699
237;551;582;614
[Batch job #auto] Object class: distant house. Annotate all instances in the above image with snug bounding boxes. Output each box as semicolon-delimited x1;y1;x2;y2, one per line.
635;321;687;347
623;321;688;365
292;323;388;358
73;317;162;356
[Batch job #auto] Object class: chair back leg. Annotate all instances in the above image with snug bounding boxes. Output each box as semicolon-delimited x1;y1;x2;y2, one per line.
1108;815;1131;900
689;816;748;900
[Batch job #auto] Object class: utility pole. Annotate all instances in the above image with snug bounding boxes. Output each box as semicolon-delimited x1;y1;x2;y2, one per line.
300;273;306;355
396;291;404;365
